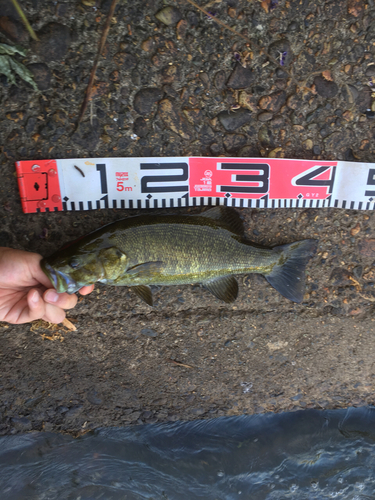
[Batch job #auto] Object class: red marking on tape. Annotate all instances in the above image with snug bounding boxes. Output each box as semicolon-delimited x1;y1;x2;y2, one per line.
189;158;338;200
16;160;63;213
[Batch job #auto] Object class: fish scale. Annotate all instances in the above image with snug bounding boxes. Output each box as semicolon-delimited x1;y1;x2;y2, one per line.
110;223;276;287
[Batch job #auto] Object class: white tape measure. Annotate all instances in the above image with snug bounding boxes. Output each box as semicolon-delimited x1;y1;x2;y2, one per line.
16;157;375;213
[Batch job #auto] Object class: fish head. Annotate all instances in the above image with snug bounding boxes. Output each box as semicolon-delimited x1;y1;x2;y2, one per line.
41;241;128;294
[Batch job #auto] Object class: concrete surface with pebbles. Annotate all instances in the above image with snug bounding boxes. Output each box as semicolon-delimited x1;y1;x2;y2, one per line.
1;0;375;435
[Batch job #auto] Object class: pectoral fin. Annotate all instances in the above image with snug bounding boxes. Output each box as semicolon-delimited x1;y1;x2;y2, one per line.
126;261;164;278
131;285;153;306
203;275;238;303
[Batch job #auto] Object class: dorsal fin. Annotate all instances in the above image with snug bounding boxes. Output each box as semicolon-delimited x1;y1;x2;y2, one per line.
199;207;244;235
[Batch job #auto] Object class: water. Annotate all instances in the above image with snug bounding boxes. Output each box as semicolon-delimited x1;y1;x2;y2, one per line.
1;407;375;500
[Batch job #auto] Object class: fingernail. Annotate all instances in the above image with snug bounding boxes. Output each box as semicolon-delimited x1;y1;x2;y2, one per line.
30;290;40;304
45;290;59;303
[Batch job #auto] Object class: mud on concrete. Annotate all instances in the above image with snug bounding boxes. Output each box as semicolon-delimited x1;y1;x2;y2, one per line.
1;0;375;434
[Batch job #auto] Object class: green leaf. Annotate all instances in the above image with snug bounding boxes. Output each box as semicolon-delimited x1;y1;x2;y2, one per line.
9;57;38;91
0;55;16;86
0;43;27;57
0;44;39;92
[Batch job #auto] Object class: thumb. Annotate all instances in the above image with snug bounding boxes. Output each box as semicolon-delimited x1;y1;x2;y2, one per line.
32;254;57;289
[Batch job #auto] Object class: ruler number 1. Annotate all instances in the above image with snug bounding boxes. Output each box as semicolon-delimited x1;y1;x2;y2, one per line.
365;168;375;197
96;163;109;207
96;164;108;193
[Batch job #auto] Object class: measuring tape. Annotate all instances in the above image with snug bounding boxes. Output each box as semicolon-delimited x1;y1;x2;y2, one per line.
15;157;375;213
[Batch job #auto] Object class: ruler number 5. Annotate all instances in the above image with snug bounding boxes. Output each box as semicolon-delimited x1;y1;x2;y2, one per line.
365;168;375;197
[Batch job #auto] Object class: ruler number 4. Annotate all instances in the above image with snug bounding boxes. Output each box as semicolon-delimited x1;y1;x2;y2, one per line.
293;166;336;193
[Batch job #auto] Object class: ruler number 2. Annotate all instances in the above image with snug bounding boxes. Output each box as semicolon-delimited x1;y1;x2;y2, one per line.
140;163;188;193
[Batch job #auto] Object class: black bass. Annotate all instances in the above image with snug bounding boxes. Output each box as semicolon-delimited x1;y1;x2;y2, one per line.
41;207;317;305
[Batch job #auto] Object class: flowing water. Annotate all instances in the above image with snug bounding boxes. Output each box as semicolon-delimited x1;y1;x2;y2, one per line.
1;407;375;500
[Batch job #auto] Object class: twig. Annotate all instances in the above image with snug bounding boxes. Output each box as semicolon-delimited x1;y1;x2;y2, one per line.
74;165;85;177
183;0;253;45
360;294;375;302
10;0;38;40
74;0;118;131
62;317;77;331
167;358;194;369
349;276;361;291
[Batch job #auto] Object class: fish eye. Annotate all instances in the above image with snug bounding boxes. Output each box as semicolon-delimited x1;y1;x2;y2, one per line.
69;258;80;269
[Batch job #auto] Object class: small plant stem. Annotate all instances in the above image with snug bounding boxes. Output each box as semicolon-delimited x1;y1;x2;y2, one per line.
10;0;38;41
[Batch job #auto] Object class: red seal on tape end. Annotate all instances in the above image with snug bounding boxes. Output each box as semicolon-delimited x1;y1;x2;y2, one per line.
16;160;63;213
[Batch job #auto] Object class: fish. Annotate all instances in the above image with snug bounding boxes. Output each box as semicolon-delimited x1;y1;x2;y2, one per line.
41;207;318;305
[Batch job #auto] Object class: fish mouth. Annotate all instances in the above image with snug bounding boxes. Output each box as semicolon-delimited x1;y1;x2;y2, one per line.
42;262;81;294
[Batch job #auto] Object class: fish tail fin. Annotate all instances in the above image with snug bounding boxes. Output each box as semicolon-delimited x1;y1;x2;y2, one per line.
265;239;318;303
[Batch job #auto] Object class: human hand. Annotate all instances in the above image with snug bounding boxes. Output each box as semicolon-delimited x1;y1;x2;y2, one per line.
0;247;95;325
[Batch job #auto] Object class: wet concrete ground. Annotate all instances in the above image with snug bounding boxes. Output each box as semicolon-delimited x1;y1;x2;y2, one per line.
1;0;375;434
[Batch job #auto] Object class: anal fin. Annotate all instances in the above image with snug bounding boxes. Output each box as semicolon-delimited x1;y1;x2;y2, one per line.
131;285;153;306
203;275;238;303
